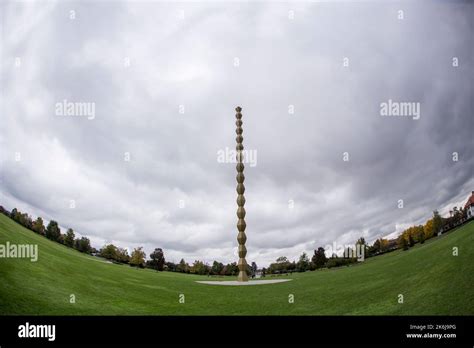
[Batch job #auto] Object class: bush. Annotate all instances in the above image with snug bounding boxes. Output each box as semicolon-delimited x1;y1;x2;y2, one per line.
326;257;357;269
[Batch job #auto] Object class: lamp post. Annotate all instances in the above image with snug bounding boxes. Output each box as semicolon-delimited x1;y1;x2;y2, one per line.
235;106;248;282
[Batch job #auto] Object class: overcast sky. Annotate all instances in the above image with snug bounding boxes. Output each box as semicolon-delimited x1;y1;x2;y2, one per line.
1;1;473;266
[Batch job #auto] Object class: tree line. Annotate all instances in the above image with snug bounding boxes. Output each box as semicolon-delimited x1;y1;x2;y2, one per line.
1;207;94;254
0;206;150;267
0;202;470;275
0;206;259;276
264;207;471;274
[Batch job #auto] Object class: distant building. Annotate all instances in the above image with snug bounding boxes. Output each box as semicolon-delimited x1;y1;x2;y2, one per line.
464;191;474;220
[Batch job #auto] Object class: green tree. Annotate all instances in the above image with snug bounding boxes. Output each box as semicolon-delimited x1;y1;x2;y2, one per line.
224;262;238;276
46;220;61;242
211;261;224;275
177;258;188;273
269;256;292;274
74;237;92;254
149;248;165;271
64;228;75;248
116;248;130;263
433;210;443;235
100;244;118;260
296;252;310;272
312;247;328;269
165;261;177;272
356;237;368;257
452;207;462;225
191;260;208;275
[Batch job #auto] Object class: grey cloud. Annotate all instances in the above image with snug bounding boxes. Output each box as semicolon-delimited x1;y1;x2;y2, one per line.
1;1;473;267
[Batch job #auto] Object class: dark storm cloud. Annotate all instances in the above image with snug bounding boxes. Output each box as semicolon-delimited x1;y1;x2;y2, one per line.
1;1;472;266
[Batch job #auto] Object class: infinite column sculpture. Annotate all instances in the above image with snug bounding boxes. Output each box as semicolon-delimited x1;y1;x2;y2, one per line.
235;106;248;282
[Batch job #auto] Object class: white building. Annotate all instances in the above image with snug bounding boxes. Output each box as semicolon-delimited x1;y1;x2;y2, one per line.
465;191;474;219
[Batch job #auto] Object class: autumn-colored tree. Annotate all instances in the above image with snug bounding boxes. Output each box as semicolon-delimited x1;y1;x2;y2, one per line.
373;238;389;253
398;234;409;250
130;247;146;268
408;233;415;247
418;229;425;244
32;217;45;236
11;209;33;229
424;218;435;239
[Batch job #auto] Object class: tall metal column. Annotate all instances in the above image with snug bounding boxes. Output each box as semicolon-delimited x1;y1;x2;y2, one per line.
235;106;248;282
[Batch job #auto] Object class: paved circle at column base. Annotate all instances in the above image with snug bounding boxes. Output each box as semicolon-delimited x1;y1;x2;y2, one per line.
195;279;292;286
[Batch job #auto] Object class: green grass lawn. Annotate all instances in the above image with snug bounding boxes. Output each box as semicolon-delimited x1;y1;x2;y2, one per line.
0;213;473;315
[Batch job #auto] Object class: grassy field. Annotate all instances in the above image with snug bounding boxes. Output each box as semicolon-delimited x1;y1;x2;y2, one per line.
0;213;473;315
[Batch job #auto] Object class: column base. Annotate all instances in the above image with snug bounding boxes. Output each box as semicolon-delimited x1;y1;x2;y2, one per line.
237;271;248;282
